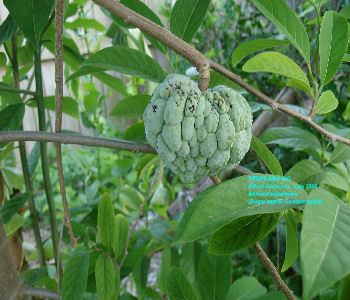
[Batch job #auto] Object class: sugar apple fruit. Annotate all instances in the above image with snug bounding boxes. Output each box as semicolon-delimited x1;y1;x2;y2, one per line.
144;73;252;183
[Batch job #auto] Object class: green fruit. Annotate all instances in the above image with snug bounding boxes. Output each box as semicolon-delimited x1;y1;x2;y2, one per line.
144;74;252;183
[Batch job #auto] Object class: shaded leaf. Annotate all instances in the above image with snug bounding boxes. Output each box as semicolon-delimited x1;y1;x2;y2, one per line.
260;127;321;149
95;254;115;300
68;46;167;83
110;0;167;53
286;159;323;185
0;103;25;131
208;213;282;255
330;133;350;163
281;210;298;272
170;0;211;43
319;11;348;85
166;267;198;300
65;18;106;31
225;276;266;300
251;0;310;63
98;193;116;251
174;175;307;244
196;252;232;300
124;122;147;143
27;96;79;119
114;214;129;258
110;95;151;118
61;247;89;300
0;193;31;223
231;38;290;67
4;0;54;50
242;51;311;94
0;15;18;45
251;136;283;176
301;189;350;299
4;214;26;238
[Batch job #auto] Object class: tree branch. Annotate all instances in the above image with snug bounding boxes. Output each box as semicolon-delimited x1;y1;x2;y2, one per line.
0;131;156;153
92;0;350;146
55;0;77;249
253;243;295;300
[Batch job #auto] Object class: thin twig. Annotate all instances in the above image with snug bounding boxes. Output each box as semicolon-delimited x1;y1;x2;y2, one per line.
119;165;164;270
253;243;295;300
92;0;350;146
55;0;77;249
0;131;156;153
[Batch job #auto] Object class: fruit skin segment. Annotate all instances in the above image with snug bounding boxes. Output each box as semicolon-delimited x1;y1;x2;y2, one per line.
144;73;253;183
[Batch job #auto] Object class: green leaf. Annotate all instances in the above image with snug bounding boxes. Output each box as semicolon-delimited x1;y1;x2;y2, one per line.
286;159;323;185
301;189;350;299
98;193;116;251
0;16;18;45
315;90;338;114
65;18;106;31
61;247;89;300
0;193;31;224
231;39;290;67
0;103;25;131
330;133;350;163
68;46;167;83
119;186;144;210
170;0;211;43
114;214;129;258
255;291;286;300
95;254;115;300
174;175;307;244
28;142;40;177
319;11;349;85
251;136;283;176
251;0;310;64
4;0;54;50
113;264;121;300
286;79;314;95
166;267;198;300
324;169;350;191
26;96;79;119
0;52;6;68
196;252;232;300
340;274;350;300
133;256;151;298
94;72;129;97
225;276;266;300
4;214;26;238
344;54;350;63
242;51;311;94
340;6;350;19
260;126;321;149
208;213;282;255
110;0;167;53
281;211;298;272
124;122;147;143
110;95;151;118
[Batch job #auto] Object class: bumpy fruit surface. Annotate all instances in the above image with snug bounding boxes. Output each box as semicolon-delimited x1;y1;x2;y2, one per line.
144;74;252;183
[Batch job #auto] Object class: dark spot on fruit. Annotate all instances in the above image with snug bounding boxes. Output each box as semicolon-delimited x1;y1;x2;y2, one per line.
230;104;233;109
188;105;195;113
152;105;158;113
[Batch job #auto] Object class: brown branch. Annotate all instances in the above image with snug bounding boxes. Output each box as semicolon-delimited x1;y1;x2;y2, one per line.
0;131;156;153
92;0;350;146
210;176;221;185
55;0;77;249
197;63;210;93
253;243;295;300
